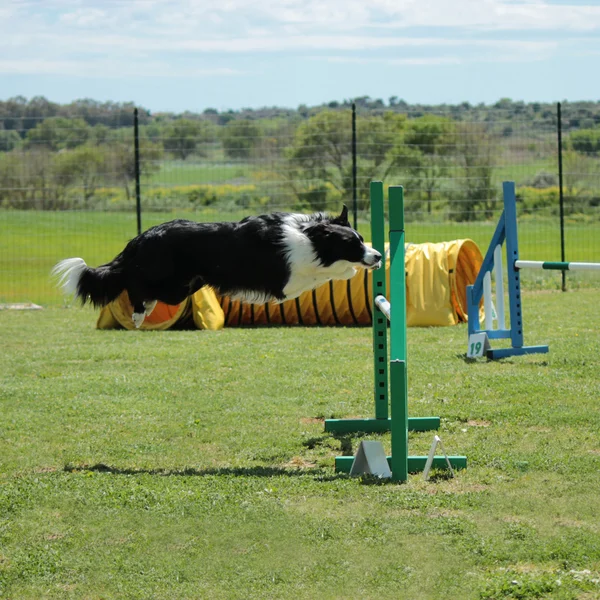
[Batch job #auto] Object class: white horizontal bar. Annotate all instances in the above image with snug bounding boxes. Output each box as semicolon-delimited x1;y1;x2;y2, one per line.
515;260;600;272
374;295;391;321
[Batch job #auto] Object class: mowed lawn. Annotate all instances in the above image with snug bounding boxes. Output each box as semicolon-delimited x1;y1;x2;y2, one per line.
1;290;600;599
2;210;599;306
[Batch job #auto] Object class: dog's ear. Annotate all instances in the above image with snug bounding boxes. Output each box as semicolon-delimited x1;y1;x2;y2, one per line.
331;204;350;226
340;205;349;222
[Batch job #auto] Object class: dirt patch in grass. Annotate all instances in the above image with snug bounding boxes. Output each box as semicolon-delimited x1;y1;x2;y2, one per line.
284;456;317;469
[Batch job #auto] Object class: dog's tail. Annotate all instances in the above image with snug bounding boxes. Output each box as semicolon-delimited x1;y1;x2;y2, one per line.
52;258;125;307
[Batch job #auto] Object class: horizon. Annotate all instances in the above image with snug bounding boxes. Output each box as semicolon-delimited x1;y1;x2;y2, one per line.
2;93;599;117
1;0;600;114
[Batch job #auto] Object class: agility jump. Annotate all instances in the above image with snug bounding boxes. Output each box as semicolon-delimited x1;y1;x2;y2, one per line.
467;181;600;360
326;182;467;482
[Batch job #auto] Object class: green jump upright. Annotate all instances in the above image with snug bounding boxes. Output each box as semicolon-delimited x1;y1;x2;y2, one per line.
329;182;467;482
324;182;440;436
388;186;409;482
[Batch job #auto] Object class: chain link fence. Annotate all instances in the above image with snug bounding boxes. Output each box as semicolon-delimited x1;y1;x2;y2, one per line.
1;100;599;305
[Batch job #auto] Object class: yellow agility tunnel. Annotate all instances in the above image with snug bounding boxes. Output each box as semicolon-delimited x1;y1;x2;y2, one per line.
97;239;483;331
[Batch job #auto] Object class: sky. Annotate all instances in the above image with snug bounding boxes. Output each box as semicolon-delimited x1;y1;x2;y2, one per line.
1;0;600;114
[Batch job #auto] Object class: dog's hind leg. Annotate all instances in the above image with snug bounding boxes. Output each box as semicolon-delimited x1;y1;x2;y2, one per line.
143;300;157;316
128;291;150;329
132;307;146;329
129;300;158;328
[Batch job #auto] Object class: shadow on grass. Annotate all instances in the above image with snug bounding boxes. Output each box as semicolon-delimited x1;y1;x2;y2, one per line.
456;352;501;364
302;432;355;456
456;352;550;367
62;433;400;484
63;462;345;481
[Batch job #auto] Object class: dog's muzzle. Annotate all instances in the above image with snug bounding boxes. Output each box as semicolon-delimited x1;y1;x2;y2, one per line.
362;250;383;270
364;259;382;270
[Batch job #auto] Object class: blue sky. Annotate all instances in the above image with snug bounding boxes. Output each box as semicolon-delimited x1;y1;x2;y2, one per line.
1;0;599;114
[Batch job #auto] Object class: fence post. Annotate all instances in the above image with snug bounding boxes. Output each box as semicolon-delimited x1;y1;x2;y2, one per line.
134;107;142;236
352;102;358;229
557;102;566;291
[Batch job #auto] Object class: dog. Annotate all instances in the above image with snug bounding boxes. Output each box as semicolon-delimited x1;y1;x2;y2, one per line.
52;205;382;328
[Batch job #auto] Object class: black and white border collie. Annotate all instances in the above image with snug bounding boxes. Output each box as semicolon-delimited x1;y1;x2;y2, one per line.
53;205;382;328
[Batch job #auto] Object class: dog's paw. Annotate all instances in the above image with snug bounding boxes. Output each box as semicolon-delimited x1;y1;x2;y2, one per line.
132;312;145;329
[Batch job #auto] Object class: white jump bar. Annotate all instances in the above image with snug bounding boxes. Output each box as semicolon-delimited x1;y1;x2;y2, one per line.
374;295;391;321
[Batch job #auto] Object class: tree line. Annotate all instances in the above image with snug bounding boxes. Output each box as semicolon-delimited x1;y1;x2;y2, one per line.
2;95;600;131
1;96;599;217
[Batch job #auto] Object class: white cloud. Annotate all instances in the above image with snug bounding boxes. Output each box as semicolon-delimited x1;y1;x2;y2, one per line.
0;0;598;79
0;57;244;78
5;0;600;38
59;8;107;27
325;55;465;66
368;0;600;31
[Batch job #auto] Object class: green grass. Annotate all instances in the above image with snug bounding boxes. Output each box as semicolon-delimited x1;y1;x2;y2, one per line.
2;210;599;306
143;160;254;186
1;291;600;598
492;158;557;187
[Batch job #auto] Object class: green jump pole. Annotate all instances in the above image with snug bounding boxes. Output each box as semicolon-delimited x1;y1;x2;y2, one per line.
371;181;390;421
388;186;409;482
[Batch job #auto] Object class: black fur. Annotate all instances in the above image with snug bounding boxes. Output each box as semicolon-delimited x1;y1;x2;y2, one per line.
53;205;382;325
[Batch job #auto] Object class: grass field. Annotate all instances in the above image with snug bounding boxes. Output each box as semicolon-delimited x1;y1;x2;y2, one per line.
1;291;600;598
2;210;600;306
142;156;556;190
144;160;254;186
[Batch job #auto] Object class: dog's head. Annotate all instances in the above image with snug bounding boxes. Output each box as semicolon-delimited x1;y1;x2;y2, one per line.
305;205;382;272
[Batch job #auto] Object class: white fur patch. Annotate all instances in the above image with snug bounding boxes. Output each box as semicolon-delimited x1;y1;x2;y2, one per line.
280;218;321;300
143;300;157;316
227;290;277;304
132;312;145;329
51;258;87;297
131;301;158;328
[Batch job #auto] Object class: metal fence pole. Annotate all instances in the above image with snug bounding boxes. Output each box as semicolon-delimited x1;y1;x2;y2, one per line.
557;102;566;291
352;102;358;229
134;107;142;235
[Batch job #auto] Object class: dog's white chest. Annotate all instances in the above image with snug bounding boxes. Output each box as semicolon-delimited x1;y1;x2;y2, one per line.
283;263;357;300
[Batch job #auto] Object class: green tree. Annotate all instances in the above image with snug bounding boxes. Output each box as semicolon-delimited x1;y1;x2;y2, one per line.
0;152;26;207
163;119;217;160
53;145;106;203
561;150;598;214
569;128;600;155
450;124;497;221
388;115;456;214
107;137;163;200
25;117;90;151
285;110;406;210
221;119;261;159
90;124;110;145
0;129;21;152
